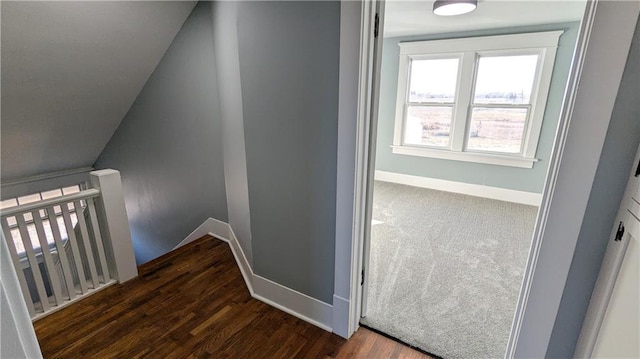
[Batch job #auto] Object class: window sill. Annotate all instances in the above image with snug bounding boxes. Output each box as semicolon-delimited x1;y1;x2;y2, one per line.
391;145;538;168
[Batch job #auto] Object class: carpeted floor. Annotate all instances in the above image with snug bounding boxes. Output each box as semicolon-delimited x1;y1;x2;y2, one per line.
361;181;538;359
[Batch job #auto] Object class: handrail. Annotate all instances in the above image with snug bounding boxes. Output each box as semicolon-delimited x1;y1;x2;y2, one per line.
1;167;94;187
0;189;101;217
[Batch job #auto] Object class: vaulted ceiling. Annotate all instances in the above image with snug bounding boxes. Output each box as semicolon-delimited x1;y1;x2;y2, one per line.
1;1;196;180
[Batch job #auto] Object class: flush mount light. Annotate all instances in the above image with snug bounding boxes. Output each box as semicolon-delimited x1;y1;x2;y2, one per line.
433;0;478;16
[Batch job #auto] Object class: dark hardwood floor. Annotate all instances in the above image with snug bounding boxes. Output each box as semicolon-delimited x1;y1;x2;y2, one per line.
34;236;432;358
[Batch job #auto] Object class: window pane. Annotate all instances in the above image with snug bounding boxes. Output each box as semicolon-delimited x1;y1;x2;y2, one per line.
10;228;24;254
467;107;528;153
409;58;459;103
41;189;62;200
62;185;81;195
42;220;56;246
17;193;41;205
59;216;70;240
404;106;452;147
474;55;538;104
0;198;18;209
26;223;41;251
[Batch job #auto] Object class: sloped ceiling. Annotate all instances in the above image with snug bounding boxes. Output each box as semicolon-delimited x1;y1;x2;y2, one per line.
1;1;196;180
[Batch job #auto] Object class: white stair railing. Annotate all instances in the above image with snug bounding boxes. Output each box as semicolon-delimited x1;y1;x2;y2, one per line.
0;169;137;320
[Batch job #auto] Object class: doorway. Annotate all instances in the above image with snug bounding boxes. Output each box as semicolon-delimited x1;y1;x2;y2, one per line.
357;1;588;358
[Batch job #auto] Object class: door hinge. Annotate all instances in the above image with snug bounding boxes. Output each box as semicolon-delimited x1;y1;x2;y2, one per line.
361;269;365;286
614;221;625;241
374;13;379;38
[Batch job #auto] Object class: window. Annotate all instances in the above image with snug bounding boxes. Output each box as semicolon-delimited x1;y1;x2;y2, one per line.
1;185;84;256
392;31;562;168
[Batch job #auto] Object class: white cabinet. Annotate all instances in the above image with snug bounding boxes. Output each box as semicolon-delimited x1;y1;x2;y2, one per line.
576;145;640;358
591;210;640;358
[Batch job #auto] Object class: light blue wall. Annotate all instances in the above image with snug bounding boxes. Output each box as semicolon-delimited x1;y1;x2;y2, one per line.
236;1;340;304
375;23;580;193
95;2;228;264
547;17;640;358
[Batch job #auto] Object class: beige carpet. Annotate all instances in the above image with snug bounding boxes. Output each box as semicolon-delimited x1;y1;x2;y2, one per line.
361;181;538;359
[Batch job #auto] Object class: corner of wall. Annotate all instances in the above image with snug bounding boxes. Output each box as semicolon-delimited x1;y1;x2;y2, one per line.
179;218;334;333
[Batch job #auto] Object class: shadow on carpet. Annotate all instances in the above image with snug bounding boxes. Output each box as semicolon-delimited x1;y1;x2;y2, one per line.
361;181;538;359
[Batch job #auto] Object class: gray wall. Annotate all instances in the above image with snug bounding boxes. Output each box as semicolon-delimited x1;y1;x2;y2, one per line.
375;23;580;193
237;1;340;304
546;16;640;358
95;2;227;265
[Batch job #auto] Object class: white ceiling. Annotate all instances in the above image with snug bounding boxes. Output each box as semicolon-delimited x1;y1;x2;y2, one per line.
384;0;587;38
1;1;196;180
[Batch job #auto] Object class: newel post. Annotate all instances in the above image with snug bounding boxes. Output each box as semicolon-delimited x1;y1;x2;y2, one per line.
90;169;138;282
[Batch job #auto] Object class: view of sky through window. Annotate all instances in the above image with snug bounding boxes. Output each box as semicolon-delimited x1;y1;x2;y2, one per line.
474;54;539;104
409;58;459;103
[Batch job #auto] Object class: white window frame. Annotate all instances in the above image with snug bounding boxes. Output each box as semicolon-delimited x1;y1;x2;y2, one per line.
392;31;563;168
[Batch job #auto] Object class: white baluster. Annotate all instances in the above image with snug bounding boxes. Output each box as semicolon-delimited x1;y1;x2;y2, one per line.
46;206;76;300
16;214;50;313
32;210;65;306
60;204;88;294
74;200;99;288
87;199;110;282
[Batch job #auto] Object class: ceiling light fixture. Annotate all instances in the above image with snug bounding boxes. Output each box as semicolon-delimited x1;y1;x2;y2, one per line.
433;0;478;16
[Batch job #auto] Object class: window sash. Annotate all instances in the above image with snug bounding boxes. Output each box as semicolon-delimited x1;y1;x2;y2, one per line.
402;104;455;149
400;53;465;150
471;50;544;106
406;55;461;105
465;105;532;155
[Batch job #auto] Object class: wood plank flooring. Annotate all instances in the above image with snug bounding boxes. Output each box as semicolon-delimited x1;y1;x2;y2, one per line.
34;236;432;358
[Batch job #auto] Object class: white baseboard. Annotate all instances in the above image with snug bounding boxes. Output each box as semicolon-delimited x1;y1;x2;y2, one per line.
226;226;254;295
332;295;350;338
252;275;333;332
375;170;542;206
175;218;334;333
174;218;230;248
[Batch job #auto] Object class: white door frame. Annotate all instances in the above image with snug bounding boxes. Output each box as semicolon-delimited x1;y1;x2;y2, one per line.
343;0;640;357
359;0;385;320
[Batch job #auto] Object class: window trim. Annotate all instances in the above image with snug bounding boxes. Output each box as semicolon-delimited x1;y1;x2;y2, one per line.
392;31;563;168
